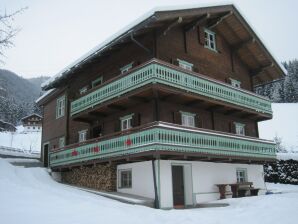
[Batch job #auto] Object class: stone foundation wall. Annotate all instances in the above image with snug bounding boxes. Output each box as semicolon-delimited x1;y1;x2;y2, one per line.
61;164;117;191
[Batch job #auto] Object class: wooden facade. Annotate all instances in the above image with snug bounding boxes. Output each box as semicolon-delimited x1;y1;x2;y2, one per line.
38;5;284;169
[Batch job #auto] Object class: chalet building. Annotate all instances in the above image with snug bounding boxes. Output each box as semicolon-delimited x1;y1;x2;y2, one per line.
37;4;285;209
21;114;42;132
0;120;16;132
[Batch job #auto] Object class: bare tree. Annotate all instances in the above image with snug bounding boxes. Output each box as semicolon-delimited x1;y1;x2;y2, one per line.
0;7;27;62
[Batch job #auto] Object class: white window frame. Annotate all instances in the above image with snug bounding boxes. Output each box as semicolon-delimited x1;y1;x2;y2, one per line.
118;169;132;188
56;95;65;119
234;122;245;136
78;130;87;142
92;77;103;88
230;78;241;88
180;111;196;127
120;114;133;131
120;62;134;74
79;86;88;95
204;28;217;51
236;168;248;183
177;59;193;71
59;136;65;148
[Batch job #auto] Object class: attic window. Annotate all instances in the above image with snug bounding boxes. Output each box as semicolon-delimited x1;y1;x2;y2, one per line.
92;77;103;88
120;62;134;74
177;59;193;71
204;28;217;51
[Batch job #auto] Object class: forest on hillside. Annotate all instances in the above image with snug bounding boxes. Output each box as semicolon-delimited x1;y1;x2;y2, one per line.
0;69;49;125
255;59;298;103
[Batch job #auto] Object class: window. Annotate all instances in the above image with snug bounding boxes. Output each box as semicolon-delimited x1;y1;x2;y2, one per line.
235;122;245;136
33;127;35;130
230;78;241;88
56;95;66;118
177;59;193;71
79;86;88;95
59;137;65;148
119;170;132;188
204;28;217;51
120;62;133;74
120;114;133;131
181;111;195;127
236;168;247;183
92;77;103;88
78;130;87;142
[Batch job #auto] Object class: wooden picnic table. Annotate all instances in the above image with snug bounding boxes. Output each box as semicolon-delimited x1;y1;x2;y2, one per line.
216;182;259;199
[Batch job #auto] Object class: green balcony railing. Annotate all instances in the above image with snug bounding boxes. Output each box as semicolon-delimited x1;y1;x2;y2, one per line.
49;122;276;167
70;59;272;116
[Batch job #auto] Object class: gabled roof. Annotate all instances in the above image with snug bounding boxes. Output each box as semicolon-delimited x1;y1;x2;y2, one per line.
41;3;286;92
21;113;43;121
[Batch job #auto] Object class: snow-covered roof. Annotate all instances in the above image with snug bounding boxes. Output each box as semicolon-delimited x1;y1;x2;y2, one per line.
21;113;42;121
35;89;55;104
0;120;16;128
41;3;286;92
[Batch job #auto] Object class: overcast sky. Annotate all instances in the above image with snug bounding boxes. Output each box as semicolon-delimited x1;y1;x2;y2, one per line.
1;0;297;78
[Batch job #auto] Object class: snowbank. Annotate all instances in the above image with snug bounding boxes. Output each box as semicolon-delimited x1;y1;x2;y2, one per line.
1;158;298;224
0;126;41;152
259;103;298;152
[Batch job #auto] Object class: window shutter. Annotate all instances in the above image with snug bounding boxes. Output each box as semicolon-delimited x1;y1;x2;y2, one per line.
229;122;235;133
173;112;182;124
195;114;203;128
132;113;141;127
114;120;121;132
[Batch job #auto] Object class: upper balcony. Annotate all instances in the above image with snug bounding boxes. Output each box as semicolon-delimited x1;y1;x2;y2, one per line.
70;59;272;119
49;121;276;169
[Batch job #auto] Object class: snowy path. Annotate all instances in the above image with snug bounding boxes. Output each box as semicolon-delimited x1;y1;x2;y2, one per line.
0;159;297;224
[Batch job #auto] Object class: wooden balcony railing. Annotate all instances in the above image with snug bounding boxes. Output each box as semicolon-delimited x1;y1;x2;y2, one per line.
70;59;272;116
49;122;276;167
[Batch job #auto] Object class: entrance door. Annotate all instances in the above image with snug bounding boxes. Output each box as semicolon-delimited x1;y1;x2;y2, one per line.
172;165;185;208
43;143;49;167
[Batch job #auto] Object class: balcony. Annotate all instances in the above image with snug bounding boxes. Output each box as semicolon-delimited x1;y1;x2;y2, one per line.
50;122;276;168
70;59;272;117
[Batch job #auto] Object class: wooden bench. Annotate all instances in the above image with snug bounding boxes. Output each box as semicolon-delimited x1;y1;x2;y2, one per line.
216;182;260;199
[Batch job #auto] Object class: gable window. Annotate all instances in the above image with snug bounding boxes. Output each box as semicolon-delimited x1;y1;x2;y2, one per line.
120;62;133;74
204;28;217;51
234;122;245;136
56;95;65;119
79;86;88;95
236;168;247;183
92;77;103;88
78;130;87;142
230;78;241;88
59;137;65;148
177;59;193;71
119;169;132;188
120;114;133;131
181;111;195;127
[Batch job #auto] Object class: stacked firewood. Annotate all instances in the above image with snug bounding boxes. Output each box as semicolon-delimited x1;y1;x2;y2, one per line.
62;164;117;191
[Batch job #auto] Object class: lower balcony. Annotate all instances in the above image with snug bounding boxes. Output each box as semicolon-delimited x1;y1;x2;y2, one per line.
50;122;276;168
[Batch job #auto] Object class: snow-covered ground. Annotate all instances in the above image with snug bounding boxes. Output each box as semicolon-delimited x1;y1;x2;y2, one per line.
259;103;298;152
0;126;41;152
0;158;297;224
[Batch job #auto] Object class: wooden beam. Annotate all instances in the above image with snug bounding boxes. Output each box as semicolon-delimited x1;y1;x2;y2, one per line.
128;96;149;103
184;99;204;107
206;105;224;112
183;13;211;32
89;111;107;117
73;117;92;124
107;104;126;111
207;11;233;29
163;17;183;35
224;109;239;115
251;63;274;77
232;38;256;52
